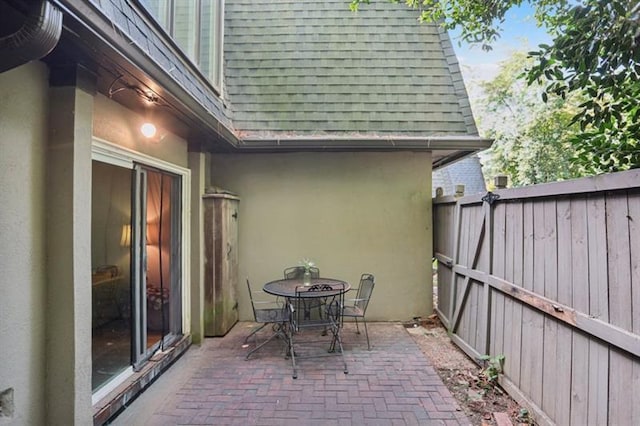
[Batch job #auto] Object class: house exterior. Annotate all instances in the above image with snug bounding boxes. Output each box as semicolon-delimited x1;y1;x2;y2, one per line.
0;0;489;424
432;155;487;196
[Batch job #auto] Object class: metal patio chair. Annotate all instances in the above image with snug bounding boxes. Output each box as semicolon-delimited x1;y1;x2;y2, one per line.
286;281;348;379
284;266;322;320
342;273;375;350
245;278;289;359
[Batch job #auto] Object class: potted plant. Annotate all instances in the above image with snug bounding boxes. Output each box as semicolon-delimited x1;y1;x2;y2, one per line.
300;258;315;286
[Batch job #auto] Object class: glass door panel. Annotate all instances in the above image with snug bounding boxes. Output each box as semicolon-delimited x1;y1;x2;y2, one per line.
133;166;182;365
91;161;133;392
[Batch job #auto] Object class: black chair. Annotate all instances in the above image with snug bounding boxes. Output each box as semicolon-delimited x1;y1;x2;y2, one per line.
287;281;348;379
283;266;320;280
245;278;289;359
284;266;322;320
342;273;375;350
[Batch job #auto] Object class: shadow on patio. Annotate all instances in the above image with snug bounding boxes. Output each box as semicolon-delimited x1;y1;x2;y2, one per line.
111;322;470;425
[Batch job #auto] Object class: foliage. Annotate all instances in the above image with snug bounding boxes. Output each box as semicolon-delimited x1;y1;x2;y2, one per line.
477;52;587;186
299;258;316;272
350;0;640;174
479;354;505;384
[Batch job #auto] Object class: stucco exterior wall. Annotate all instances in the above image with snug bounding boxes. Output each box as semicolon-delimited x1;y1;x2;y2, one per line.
93;94;188;168
210;152;433;322
0;62;48;424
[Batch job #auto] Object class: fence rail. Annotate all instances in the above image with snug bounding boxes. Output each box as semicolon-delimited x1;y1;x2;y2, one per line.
433;169;640;426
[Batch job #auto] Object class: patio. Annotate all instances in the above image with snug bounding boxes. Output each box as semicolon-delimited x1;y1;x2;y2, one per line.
111;322;470;425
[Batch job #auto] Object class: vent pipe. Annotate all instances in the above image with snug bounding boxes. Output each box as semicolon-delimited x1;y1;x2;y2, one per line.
0;0;63;73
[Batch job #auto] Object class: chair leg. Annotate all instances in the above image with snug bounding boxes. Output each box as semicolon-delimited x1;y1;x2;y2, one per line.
245;323;286;360
362;317;370;350
287;324;298;379
354;317;360;334
244;323;268;343
331;323;348;375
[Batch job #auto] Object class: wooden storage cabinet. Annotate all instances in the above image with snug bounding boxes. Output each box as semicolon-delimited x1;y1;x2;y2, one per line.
203;191;239;336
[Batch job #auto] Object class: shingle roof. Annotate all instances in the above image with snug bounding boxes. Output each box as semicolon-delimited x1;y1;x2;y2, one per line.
224;0;478;138
432;155;487;196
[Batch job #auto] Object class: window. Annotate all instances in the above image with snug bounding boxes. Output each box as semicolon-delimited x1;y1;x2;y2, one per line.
141;0;224;91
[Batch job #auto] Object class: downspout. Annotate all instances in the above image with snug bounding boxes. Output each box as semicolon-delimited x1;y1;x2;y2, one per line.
0;0;63;73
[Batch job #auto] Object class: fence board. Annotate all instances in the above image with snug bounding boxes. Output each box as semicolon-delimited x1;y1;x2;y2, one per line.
609;350;634;424
541;200;559;419
586;194;611;425
606;193;632;331
629;191;640;335
554;199;573;426
588;338;609;425
431;171;640;426
630;192;640;426
510;202;524;387
570;198;590;425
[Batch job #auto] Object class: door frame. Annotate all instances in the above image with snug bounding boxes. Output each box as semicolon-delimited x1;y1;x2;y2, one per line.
91;136;192;345
91;136;191;396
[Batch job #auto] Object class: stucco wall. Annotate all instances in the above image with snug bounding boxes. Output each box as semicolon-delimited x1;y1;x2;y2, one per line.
210;152;433;322
93;94;188;168
0;62;48;424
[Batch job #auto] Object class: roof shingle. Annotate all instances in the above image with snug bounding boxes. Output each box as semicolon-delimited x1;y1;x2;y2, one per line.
224;0;478;138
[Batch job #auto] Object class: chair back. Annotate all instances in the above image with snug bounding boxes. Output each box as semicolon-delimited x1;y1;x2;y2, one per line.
284;266;320;280
246;278;258;320
354;274;375;313
290;281;345;331
247;278;287;323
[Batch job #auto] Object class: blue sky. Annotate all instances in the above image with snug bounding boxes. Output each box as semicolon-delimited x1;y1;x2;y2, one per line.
450;4;552;94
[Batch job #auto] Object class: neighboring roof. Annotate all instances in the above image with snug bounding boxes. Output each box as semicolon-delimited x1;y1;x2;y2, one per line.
224;0;478;138
432;155;487;196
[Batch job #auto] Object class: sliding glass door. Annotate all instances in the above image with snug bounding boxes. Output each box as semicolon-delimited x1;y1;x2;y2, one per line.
92;160;182;392
132;165;182;366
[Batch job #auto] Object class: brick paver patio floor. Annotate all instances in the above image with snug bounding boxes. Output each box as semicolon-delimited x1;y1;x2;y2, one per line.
112;322;470;425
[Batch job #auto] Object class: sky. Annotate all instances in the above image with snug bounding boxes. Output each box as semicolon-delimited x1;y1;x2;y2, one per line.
450;4;552;99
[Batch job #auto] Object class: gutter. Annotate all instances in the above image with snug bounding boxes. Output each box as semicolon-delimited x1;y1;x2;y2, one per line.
0;0;63;73
237;135;493;152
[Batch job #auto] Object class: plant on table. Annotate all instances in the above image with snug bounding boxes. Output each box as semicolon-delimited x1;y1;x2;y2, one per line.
299;258;315;285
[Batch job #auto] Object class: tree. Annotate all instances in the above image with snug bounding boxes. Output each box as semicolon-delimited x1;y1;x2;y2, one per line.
351;0;640;174
477;52;585;186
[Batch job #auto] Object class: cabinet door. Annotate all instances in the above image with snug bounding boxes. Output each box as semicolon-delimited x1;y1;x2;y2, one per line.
204;194;239;336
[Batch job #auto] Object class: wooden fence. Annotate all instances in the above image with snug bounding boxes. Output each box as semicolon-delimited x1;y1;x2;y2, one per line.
433;169;640;426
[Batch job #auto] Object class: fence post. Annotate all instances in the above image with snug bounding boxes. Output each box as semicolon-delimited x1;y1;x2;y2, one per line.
455;184;465;198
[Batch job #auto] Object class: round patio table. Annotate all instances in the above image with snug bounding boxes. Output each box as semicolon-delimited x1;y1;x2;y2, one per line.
263;277;350;298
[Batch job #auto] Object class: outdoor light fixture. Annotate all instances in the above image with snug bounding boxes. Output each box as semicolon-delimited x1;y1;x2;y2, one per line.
141;122;157;138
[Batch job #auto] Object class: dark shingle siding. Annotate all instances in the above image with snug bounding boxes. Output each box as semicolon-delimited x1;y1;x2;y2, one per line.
224;0;477;136
95;0;231;124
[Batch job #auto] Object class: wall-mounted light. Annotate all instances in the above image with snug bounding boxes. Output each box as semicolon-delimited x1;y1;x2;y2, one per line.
141;122;157;138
